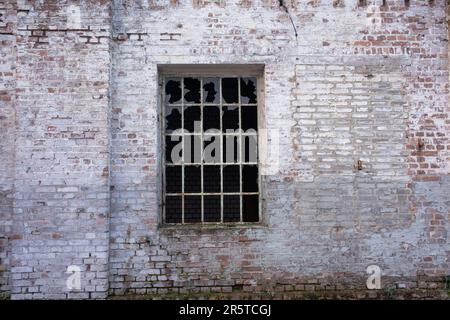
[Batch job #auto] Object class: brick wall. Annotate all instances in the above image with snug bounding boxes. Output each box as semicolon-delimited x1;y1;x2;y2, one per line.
0;0;16;296
5;0;112;299
0;0;449;299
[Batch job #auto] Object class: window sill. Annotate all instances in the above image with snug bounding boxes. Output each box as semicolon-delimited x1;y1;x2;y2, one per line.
158;222;267;231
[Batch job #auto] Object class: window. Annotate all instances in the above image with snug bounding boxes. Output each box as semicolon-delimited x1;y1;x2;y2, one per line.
162;73;260;224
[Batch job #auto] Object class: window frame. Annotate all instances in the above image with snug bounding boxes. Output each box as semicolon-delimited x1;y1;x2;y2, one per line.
158;65;265;226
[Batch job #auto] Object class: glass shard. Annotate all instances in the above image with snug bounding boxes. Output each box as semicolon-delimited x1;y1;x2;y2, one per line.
242;135;257;163
165;106;182;133
165;78;182;104
184;106;201;133
183;135;202;164
222;78;239;103
184;77;201;103
165;135;182;164
203;78;220;104
222;106;239;133
203;135;221;164
223;135;239;163
240;77;257;104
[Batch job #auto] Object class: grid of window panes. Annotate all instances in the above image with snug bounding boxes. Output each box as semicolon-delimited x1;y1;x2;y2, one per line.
164;76;259;224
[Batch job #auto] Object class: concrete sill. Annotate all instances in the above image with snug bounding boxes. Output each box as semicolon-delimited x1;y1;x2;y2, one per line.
158;222;268;232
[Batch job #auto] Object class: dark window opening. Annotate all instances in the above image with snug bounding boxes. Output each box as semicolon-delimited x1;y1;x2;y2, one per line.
165;166;182;193
223;195;240;222
203;106;220;131
204;196;221;222
223;165;240;192
184;77;201;103
184;106;201;133
165;106;182;133
165;79;182;104
184;195;201;223
241;106;257;131
184;165;201;193
203;78;219;103
242;165;258;192
240;78;257;104
243;195;259;222
222;106;239;132
203;165;221;192
222;78;239;103
223;136;239;163
164;76;260;224
165;195;182;223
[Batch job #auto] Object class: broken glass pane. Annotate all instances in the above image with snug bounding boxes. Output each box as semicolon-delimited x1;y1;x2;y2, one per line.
241;106;257;132
164;75;259;225
243;195;258;222
222;78;239;103
165;106;182;133
165;166;182;193
184;77;201;103
223;135;239;163
203;78;220;104
223;165;240;192
203;165;220;193
203;135;221;164
242;165;258;192
165;135;182;164
165;78;182;104
222;106;239;132
204;195;221;222
184;135;202;164
242;135;257;163
203;105;220;131
240;77;257;104
165;195;182;223
184;106;201;133
223;195;240;222
184;165;201;193
184;195;201;223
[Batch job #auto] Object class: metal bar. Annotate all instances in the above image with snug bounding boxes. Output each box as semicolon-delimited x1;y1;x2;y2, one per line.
200;78;204;223
220;77;224;223
257;75;262;223
181;77;185;224
162;76;166;224
166;162;258;166
238;77;243;223
162;74;260;225
166;192;259;196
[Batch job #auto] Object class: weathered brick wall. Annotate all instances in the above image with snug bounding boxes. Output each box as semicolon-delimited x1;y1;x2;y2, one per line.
108;0;449;298
0;0;449;299
0;0;16;296
4;0;112;299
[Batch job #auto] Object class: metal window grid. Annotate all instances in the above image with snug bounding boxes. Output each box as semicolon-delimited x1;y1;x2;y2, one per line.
162;76;260;224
